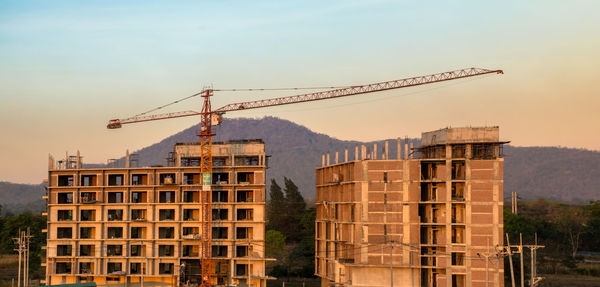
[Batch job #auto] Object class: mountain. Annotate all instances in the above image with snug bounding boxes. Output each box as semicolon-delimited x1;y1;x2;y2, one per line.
2;117;599;212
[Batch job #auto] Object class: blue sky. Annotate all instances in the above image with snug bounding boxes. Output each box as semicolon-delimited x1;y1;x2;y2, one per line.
1;0;599;183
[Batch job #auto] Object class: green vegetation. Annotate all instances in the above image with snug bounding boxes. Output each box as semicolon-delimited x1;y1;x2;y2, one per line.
265;177;316;279
504;199;600;282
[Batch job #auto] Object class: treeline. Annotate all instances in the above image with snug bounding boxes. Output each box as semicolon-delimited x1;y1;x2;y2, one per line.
0;206;45;279
504;199;600;277
265;177;315;278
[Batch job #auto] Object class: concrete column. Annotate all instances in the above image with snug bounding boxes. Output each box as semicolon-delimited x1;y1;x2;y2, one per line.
344;149;348;162
335;152;339;164
409;142;414;159
361;145;367;160
373;143;378;160
326;153;330;166
322;154;325;166
404;140;409;160
355;146;359;161
385;141;389;160
397;138;402;160
126;150;130;168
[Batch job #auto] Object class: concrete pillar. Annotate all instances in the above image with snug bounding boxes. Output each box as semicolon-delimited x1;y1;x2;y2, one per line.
344;149;348;162
126;150;130;168
409;142;414;159
404;139;409;160
385;141;389;160
327;153;330;166
335;152;339;164
355;146;359;161
76;150;82;169
361;145;367;160
397;138;402;160
322;154;325;166
373;143;378;160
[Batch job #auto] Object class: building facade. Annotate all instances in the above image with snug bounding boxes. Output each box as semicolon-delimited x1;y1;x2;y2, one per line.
315;127;506;287
44;139;270;286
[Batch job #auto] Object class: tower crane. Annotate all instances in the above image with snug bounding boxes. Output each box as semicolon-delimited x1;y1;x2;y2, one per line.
107;67;502;287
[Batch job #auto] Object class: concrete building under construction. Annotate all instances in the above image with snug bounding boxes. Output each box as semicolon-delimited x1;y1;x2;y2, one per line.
315;127;507;287
43;139;271;286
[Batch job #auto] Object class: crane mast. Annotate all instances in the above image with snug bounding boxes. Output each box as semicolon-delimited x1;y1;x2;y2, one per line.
106;67;503;287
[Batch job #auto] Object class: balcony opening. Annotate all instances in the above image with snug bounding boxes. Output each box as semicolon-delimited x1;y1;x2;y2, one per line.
108;174;124;186
451;183;465;201
159;245;174;257
131;227;146;239
212;209;228;221
235;156;259;166
236;190;253;202
212;227;228;239
236;209;253;221
107;262;122;274
183;245;199;257
107;245;123;256
472;144;497;159
80;245;94;256
130;263;142;274
57;245;72;256
55;262;71;274
159;227;175;239
58;175;73;186
213;157;227;167
160;173;176;185
80;192;97;203
130;245;144;257
237;172;254;184
420;183;438;202
182;227;200;237
212;245;228;257
452;204;465;223
183;191;200;203
212;190;228;202
57;210;73;221
451;226;465;244
107;209;123;221
80;175;96;186
57;227;72;239
421;161;445;181
131;174;147;185
452;252;465;266
236;245;251;257
212;172;229;184
159;191;175;203
159;263;174;275
80;210;95;221
79;262;93;274
451;161;465;180
57;193;73;204
236;227;252;239
80;227;94;239
131;191;147;203
235;264;248;276
107;192;123;203
159;209;175;221
452;274;466;287
183;173;200;185
452;145;466;158
107;227;123;239
183;209;199;221
131;209;147;221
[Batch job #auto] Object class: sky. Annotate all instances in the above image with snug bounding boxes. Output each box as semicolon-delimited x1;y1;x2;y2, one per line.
1;0;599;184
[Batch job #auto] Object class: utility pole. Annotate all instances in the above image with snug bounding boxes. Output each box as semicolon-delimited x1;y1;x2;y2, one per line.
525;233;544;287
519;234;524;287
477;238;495;287
506;234;516;287
14;229;25;287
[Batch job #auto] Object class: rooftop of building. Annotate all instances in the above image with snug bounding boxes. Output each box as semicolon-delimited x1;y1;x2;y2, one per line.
420;126;507;147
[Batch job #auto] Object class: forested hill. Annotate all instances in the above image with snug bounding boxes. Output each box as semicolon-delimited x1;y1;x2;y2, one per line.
2;117;599;212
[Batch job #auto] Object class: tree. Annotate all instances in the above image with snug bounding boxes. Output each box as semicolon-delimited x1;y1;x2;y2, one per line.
265;230;286;259
267;179;286;231
554;206;588;257
284;177;306;215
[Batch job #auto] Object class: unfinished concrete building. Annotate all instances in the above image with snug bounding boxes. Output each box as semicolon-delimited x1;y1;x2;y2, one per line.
43;139;270;287
315;127;506;287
